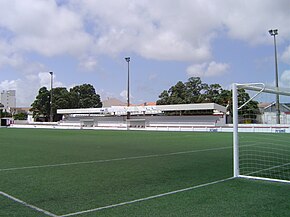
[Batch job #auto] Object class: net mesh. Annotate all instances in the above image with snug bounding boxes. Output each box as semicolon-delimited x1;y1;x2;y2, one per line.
236;84;290;182
239;133;290;181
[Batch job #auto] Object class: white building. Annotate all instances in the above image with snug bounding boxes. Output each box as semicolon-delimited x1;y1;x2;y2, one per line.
0;90;16;113
259;102;290;124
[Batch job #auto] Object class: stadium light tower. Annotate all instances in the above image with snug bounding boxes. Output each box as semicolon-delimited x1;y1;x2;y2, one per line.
125;57;130;119
49;71;53;122
269;29;280;124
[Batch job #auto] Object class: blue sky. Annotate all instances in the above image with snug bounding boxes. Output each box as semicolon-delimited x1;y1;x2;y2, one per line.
0;0;289;107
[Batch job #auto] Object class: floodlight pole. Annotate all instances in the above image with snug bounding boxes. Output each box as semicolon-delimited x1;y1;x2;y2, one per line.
49;71;53;122
269;29;280;124
125;57;130;120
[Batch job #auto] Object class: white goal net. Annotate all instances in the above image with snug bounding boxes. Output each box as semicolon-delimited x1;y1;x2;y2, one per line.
232;83;290;183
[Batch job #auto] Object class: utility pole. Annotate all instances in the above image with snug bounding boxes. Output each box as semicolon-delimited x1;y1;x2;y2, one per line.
49;71;53;122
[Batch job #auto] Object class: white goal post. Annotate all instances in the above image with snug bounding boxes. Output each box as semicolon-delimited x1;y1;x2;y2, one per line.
232;83;290;183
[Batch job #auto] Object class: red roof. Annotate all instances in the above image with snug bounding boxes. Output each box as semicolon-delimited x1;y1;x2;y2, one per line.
135;102;157;106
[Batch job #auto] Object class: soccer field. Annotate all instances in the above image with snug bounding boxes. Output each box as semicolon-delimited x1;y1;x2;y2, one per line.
0;128;289;217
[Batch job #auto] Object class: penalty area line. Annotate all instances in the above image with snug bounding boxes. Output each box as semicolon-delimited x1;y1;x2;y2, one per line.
60;177;234;217
0;191;58;217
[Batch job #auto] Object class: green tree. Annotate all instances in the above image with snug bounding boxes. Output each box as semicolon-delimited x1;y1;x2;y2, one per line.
218;89;232;107
30;87;50;121
203;83;222;103
31;84;102;122
1;111;12;118
236;88;260;123
157;77;208;105
70;84;102;108
168;81;188;104
53;87;71;109
157;90;170;105
52;87;71;121
13;112;28;120
185;77;207;103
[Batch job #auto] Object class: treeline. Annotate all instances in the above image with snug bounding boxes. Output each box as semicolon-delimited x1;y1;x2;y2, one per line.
157;77;259;117
157;77;231;106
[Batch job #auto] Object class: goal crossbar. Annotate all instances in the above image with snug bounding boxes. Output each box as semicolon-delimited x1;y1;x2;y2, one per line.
236;83;290;96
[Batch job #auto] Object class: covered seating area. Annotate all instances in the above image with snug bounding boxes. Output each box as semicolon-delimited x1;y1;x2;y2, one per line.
57;103;227;129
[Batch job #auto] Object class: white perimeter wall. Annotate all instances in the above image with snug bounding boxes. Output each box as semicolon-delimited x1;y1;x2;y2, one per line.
10;123;290;133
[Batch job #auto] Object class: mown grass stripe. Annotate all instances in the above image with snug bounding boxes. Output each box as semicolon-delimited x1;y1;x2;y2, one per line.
60;177;234;217
0;146;231;172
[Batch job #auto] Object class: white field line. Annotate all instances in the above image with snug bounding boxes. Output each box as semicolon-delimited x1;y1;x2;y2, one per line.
0;146;232;172
245;162;290;176
0;191;58;217
60;177;234;217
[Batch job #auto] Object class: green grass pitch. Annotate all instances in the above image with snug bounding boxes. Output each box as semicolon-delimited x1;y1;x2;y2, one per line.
0;128;289;217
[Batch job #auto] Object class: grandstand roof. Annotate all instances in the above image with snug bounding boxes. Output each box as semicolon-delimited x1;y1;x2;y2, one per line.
57;103;227;115
155;103;226;112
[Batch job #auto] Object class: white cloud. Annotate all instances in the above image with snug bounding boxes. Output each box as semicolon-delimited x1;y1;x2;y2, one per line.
280;70;290;87
281;45;290;65
68;0;218;61
1;0;290;63
138;32;212;61
0;41;24;68
0;0;92;57
221;0;290;44
71;0;290;60
186;63;207;77
186;61;229;78
0;79;19;91
206;61;230;76
78;56;98;71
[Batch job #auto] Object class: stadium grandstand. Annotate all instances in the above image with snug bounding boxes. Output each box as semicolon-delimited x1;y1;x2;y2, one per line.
57;103;227;129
